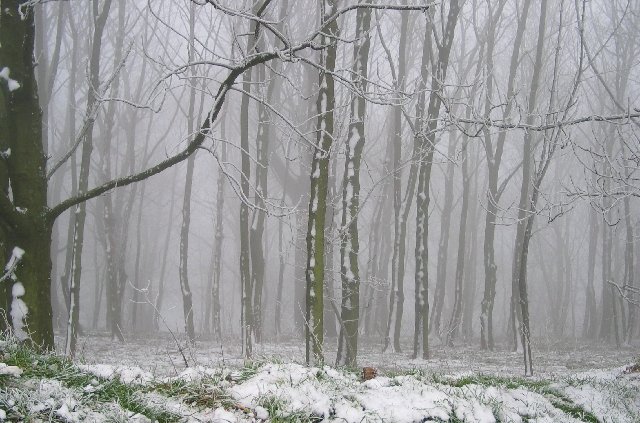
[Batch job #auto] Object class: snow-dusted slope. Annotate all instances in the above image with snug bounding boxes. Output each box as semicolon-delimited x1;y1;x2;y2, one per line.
1;336;638;422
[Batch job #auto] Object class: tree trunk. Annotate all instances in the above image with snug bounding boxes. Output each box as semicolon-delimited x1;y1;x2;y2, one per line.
210;113;227;340
430;135;457;336
305;0;338;365
412;0;461;360
510;0;547;375
480;0;526;351
336;3;372;367
154;168;178;331
178;3;199;344
446;138;470;346
583;204;599;338
0;1;54;349
65;0;113;356
624;183;636;342
383;0;409;353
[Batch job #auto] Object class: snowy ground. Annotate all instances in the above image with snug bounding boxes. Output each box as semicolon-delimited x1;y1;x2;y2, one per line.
0;333;638;422
71;332;637;380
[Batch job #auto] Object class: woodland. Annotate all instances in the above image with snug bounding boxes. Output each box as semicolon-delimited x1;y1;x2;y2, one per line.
1;0;639;386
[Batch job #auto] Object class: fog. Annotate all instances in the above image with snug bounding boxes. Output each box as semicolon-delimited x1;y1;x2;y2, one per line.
5;0;639;378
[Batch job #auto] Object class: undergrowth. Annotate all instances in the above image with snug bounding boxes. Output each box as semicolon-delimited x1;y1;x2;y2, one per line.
1;340;180;422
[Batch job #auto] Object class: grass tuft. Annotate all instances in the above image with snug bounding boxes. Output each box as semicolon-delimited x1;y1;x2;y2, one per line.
1;340;180;422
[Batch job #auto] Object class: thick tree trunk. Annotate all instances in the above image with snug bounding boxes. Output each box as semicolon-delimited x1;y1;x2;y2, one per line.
0;1;54;349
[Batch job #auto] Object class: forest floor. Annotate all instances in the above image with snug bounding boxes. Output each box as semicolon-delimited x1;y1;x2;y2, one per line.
0;332;638;422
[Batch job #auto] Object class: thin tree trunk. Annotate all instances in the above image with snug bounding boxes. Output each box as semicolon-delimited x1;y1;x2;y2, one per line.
583;204;599;338
413;0;461;359
66;0;113;356
305;0;338;365
430;135;457;336
480;0;526;351
154;168;178;331
210;113;227;340
446;137;470;346
510;0;548;376
240;52;254;361
624;182;636;342
336;3;372;367
178;3;199;344
383;0;409;353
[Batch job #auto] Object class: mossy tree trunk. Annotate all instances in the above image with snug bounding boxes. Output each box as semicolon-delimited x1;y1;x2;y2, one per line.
305;0;339;366
336;2;372;367
0;1;53;350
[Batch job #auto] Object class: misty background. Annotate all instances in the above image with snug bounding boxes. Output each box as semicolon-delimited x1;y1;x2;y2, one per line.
27;0;640;371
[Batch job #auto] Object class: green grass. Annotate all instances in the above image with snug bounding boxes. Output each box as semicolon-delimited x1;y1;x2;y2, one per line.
2;342;180;422
445;373;549;391
256;394;323;423
442;373;600;423
153;378;235;410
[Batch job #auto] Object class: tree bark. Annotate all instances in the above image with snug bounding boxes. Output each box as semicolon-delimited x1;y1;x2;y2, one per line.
412;0;461;359
65;0;113;356
480;0;526;351
336;2;372;367
305;0;339;365
0;1;53;349
383;0;409;354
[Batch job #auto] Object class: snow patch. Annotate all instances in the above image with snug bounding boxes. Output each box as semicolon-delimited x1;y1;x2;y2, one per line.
10;282;28;341
77;364;153;385
0;67;20;92
0;362;22;377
